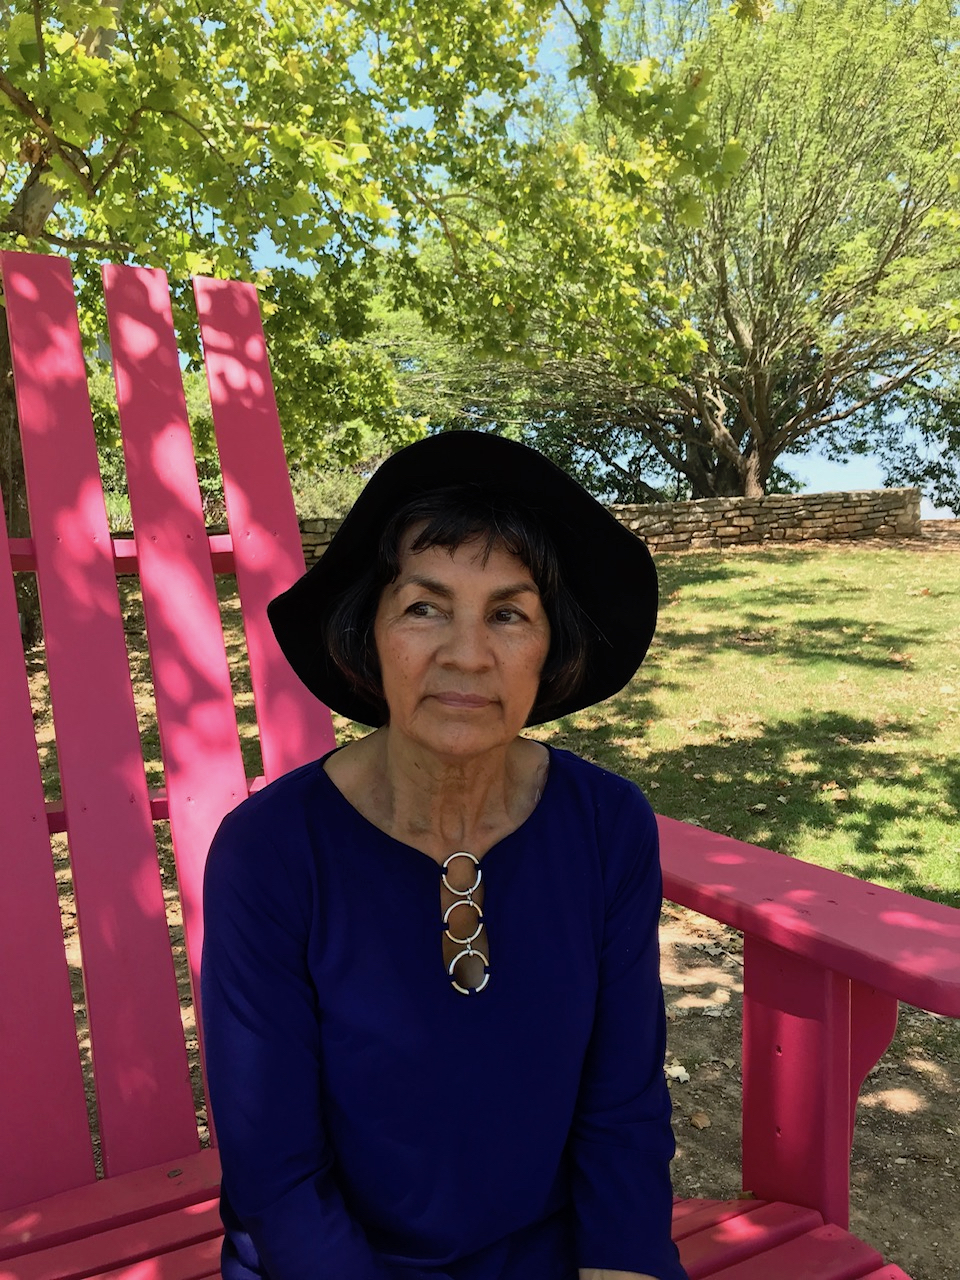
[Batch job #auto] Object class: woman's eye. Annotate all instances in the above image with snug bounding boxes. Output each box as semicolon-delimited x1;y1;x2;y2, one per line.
492;606;523;623
406;600;438;617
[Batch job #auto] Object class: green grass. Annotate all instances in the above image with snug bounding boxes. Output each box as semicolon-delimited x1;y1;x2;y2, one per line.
526;545;960;906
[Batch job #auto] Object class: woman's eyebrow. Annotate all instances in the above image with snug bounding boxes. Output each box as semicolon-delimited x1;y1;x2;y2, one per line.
391;575;539;599
391;574;453;597
488;582;540;601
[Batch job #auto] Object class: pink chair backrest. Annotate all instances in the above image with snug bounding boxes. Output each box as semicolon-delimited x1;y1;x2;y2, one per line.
0;251;334;1210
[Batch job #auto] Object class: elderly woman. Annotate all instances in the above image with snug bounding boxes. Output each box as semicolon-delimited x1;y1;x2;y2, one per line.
201;432;687;1280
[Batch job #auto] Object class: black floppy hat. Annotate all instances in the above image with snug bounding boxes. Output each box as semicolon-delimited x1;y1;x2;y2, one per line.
268;431;658;726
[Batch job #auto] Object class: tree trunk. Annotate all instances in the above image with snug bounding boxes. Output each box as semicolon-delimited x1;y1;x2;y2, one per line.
687;452;748;498
0;311;41;647
741;448;764;498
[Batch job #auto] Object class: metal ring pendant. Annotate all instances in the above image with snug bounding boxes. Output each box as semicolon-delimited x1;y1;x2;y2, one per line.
441;850;482;896
440;851;489;993
443;899;484;945
448;946;491;996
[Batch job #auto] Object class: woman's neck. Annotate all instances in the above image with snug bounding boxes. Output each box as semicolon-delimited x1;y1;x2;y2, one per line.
328;728;547;863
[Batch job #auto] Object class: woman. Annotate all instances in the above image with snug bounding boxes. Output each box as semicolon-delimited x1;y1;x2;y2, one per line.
201;432;687;1280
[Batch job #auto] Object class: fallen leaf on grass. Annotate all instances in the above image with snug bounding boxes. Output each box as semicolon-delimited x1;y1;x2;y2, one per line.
666;1063;691;1083
748;802;767;813
690;1111;712;1130
819;781;850;802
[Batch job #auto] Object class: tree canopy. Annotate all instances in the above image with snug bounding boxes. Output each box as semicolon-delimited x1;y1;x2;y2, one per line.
384;0;960;506
0;0;727;640
0;0;723;460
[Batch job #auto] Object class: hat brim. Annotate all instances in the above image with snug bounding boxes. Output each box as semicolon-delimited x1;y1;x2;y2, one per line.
268;431;657;726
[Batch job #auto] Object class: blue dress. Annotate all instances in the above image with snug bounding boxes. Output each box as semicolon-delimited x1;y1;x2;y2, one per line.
201;746;687;1280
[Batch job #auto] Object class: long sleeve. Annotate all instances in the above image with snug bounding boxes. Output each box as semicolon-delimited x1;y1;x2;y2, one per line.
201;799;389;1280
569;787;687;1280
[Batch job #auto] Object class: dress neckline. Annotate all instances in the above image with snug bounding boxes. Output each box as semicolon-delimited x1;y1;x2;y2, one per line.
316;741;558;872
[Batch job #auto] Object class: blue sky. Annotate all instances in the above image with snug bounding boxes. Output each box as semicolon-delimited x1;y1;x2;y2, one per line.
784;451;949;518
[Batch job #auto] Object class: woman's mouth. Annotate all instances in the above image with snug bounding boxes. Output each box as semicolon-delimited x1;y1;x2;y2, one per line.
431;692;492;709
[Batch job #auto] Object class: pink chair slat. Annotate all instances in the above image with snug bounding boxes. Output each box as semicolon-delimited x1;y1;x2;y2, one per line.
8;536;235;578
671;1199;763;1241
857;1269;913;1280
0;1201;221;1280
88;1239;222;1280
672;1198;727;1222
0;490;95;1209
0;1153;220;1263
679;1201;821;1279
703;1223;883;1280
103;263;250;1029
1;252;198;1176
193;276;334;780
7;537;36;571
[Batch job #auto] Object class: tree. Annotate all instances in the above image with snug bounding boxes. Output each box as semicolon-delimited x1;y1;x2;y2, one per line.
2;0;720;635
390;0;960;502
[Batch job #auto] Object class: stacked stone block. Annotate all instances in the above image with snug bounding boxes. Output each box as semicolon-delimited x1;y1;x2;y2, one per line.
300;517;345;566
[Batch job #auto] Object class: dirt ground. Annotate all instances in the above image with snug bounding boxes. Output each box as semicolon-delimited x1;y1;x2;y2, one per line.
660;902;960;1280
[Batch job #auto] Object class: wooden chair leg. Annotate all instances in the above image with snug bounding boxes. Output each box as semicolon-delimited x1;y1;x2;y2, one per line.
741;936;898;1228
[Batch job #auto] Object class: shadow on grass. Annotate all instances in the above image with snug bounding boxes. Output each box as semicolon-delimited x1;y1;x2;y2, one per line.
546;700;960;909
652;612;935;670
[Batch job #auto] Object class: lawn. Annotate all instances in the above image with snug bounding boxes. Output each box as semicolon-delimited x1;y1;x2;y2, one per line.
520;543;960;906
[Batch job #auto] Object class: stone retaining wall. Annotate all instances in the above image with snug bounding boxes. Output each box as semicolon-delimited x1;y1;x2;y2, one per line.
298;489;922;564
920;518;960;544
609;488;921;552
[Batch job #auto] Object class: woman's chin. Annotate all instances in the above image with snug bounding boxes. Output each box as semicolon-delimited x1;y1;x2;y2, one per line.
392;711;521;761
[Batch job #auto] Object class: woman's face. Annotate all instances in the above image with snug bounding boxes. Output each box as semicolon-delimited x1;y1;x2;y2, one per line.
373;531;551;761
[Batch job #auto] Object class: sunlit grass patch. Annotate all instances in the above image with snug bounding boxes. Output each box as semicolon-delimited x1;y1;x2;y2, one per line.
531;544;960;905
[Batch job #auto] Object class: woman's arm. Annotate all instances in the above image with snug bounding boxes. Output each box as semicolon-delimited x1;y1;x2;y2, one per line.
580;1271;660;1280
202;802;388;1280
568;781;688;1280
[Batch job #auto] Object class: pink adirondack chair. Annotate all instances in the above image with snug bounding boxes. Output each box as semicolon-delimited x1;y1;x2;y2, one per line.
1;249;958;1280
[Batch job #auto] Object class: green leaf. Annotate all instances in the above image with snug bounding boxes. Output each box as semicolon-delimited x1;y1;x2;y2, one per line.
6;13;39;65
75;90;108;118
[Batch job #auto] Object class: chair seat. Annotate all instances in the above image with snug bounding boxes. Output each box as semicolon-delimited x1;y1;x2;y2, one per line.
0;1152;221;1280
0;1157;901;1280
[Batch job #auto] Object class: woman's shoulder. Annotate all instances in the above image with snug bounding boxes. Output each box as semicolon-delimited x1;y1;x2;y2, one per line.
546;744;653;811
205;756;332;884
541;747;660;894
219;756;326;827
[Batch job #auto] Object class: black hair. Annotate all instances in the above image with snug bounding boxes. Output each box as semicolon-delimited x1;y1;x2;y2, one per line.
323;485;590;726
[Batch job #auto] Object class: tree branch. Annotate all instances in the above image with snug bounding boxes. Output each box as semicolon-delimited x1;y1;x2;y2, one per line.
0;70;95;197
32;0;47;75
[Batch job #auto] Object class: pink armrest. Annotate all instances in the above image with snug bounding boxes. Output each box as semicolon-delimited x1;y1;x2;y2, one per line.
657;815;960;1018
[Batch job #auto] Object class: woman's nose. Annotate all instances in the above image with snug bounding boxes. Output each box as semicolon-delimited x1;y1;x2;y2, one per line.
439;616;493;669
